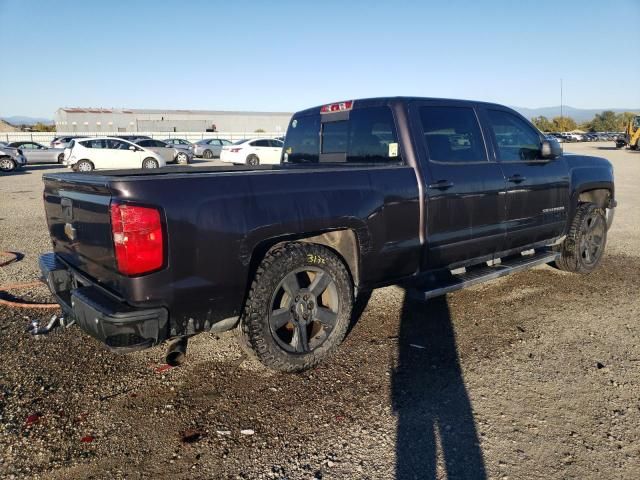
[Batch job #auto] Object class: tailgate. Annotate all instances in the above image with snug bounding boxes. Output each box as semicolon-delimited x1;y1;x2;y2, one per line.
43;175;117;278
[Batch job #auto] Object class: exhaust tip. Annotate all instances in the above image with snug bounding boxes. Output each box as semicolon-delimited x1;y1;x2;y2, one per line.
165;338;188;367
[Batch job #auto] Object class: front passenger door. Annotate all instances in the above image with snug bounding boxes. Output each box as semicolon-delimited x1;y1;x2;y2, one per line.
414;103;508;269
483;108;570;249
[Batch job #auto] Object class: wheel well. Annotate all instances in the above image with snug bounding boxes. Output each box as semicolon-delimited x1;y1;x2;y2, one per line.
249;230;360;288
578;188;611;209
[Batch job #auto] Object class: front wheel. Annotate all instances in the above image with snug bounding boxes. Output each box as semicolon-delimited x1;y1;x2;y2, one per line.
0;157;17;172
57;153;65;164
176;152;189;164
236;242;353;372
554;202;607;274
142;158;159;169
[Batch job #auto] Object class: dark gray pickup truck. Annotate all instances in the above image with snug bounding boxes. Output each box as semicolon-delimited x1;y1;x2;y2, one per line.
39;97;616;371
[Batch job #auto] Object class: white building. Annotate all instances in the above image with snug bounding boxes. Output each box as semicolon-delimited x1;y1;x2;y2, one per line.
54;108;292;134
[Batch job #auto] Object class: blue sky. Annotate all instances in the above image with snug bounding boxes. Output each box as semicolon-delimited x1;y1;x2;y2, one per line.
1;0;639;117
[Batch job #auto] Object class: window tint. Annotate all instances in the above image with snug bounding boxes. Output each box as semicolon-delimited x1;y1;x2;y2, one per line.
347;107;398;163
268;139;284;147
284;115;320;163
252;139;270;147
419;106;486;162
285;106;399;164
81;139;107;149
136;139;152;147
487;110;541;161
322;121;348;154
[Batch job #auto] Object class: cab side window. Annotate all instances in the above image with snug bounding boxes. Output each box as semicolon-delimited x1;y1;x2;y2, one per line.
284;115;320;163
487;110;542;161
420;106;487;163
347;106;399;163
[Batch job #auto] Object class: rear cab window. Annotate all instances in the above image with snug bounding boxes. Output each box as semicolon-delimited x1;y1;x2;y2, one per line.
283;103;401;165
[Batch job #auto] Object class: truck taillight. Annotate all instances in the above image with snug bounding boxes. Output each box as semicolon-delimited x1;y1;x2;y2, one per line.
320;100;354;114
110;203;164;276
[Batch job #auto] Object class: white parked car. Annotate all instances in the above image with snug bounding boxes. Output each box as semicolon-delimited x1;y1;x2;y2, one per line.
63;137;166;172
220;138;284;165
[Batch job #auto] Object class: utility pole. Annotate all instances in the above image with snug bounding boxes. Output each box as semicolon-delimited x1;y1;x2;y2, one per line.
560;78;564;131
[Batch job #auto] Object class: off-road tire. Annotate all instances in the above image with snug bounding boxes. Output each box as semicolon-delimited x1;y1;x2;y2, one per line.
246;154;259;166
203;150;213;159
236;242;353;372
554;202;607;274
76;160;94;172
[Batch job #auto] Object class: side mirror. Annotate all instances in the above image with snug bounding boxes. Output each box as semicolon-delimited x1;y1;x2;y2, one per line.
129;145;136;151
541;139;562;159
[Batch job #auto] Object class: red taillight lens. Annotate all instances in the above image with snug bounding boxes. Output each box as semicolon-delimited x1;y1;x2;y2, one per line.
110;203;164;276
230;148;242;153
320;100;354;114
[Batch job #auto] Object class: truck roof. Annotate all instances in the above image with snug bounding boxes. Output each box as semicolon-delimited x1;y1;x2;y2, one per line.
293;96;509;116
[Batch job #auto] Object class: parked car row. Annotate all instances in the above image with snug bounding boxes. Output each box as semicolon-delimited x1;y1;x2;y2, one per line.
1;135;285;172
545;132;621;143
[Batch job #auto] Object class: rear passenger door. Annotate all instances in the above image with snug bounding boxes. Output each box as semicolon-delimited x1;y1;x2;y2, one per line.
411;101;508;269
481;107;570;249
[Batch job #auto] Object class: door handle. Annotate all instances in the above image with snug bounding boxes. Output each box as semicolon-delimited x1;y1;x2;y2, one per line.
427;180;454;190
507;175;526;183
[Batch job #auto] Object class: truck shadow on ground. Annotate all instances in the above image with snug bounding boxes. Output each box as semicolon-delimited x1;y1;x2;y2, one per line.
392;293;486;480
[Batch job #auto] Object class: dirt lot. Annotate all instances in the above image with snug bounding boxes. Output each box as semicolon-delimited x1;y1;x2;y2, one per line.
1;144;639;479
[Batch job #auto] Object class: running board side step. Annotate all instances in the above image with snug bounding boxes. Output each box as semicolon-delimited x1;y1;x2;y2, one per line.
408;249;559;301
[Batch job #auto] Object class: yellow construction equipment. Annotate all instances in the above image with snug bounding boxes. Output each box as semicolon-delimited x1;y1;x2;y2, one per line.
617;115;640;149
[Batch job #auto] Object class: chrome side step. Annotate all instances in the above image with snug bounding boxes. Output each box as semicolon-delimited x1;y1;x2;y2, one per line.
408;249;559;301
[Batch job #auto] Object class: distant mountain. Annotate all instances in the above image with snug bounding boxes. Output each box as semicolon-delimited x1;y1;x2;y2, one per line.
512;106;640;123
1;116;54;126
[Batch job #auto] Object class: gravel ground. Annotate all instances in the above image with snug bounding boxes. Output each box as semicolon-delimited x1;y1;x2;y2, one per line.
0;144;639;479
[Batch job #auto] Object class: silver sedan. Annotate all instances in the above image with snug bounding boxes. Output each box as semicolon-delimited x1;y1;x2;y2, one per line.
193;138;233;158
135;139;193;164
8;141;65;164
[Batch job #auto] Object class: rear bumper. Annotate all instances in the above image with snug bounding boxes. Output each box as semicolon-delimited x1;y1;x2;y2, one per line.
39;252;168;352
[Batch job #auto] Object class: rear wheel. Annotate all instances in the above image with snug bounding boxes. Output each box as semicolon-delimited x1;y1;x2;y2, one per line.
203;150;213;159
142;158;159;169
76;160;93;172
236;242;353;372
554;202;607;274
246;154;259;166
0;157;17;172
57;153;65;164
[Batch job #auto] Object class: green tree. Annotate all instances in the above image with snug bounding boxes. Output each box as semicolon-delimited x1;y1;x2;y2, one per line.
588;111;619;132
531;116;554;132
254;128;265;133
551;116;577;131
